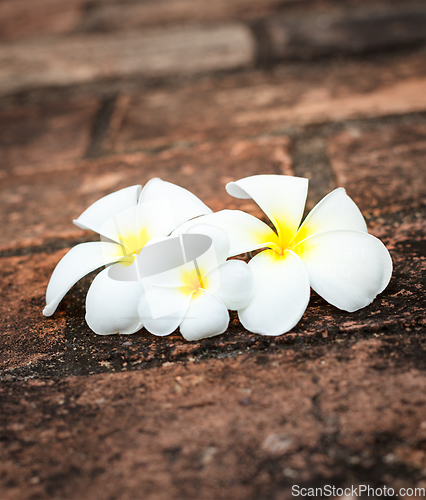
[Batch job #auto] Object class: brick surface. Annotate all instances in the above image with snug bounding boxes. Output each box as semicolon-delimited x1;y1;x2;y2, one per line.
0;136;292;250
0;98;100;173
78;0;284;33
0;0;85;42
0;25;255;97
262;4;426;62
1;331;426;499
0;252;66;371
109;53;426;151
328;123;426;213
234;77;426;127
1;0;396;41
2;0;418;43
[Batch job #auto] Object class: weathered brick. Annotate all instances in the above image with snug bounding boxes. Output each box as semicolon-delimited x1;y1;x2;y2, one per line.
234;77;426;126
109;53;426;151
261;4;426;62
0;98;100;173
327;123;426;213
1;0;413;43
1;342;426;498
78;0;284;33
0;25;255;97
0;0;85;42
0;252;66;371
0;136;292;250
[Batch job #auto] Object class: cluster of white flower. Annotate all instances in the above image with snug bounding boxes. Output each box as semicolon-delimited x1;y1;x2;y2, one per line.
43;175;392;341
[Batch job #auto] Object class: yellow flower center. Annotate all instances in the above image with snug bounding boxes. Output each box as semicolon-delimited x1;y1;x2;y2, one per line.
267;227;295;259
267;222;309;260
117;228;149;265
180;268;207;298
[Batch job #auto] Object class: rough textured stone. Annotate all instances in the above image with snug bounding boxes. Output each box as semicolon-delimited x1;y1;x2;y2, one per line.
0;25;255;97
0;136;292;250
328;123;426;213
78;0;285;33
0;0;285;42
0;98;100;173
2;0;419;43
0;252;66;371
109;52;426;151
1;333;426;500
261;4;426;62
0;0;85;42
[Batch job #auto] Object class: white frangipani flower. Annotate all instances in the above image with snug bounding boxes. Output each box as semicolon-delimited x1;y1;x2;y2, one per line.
43;178;212;335
138;224;253;341
188;175;392;336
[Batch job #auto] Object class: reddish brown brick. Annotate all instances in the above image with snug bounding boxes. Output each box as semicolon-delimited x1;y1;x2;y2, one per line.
78;0;284;32
0;25;255;96
109;53;426;151
0;0;85;42
0;98;100;173
327;123;426;213
1;346;425;499
263;5;426;62
0;252;66;371
0;0;409;43
0;136;292;250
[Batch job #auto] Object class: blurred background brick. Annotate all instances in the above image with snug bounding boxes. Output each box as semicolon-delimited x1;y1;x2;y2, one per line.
0;98;100;172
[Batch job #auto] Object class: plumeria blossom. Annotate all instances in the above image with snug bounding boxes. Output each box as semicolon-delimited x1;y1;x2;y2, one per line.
137;223;253;341
185;175;392;336
43;178;212;335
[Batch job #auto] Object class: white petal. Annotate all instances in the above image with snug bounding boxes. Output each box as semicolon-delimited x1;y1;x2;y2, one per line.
135;230;218;288
138;287;190;336
137;178;212;238
142;282;191;320
135;235;187;285
85;265;145;335
177;210;278;257
238;249;310;336
43;241;120;316
105;204;139;245
141;258;196;289
226;175;308;245
137;225;232;295
179;291;229;341
141;226;228;290
180;224;229;287
184;223;230;266
292;187;367;246
207;260;253;310
294;230;393;312
74;185;141;242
